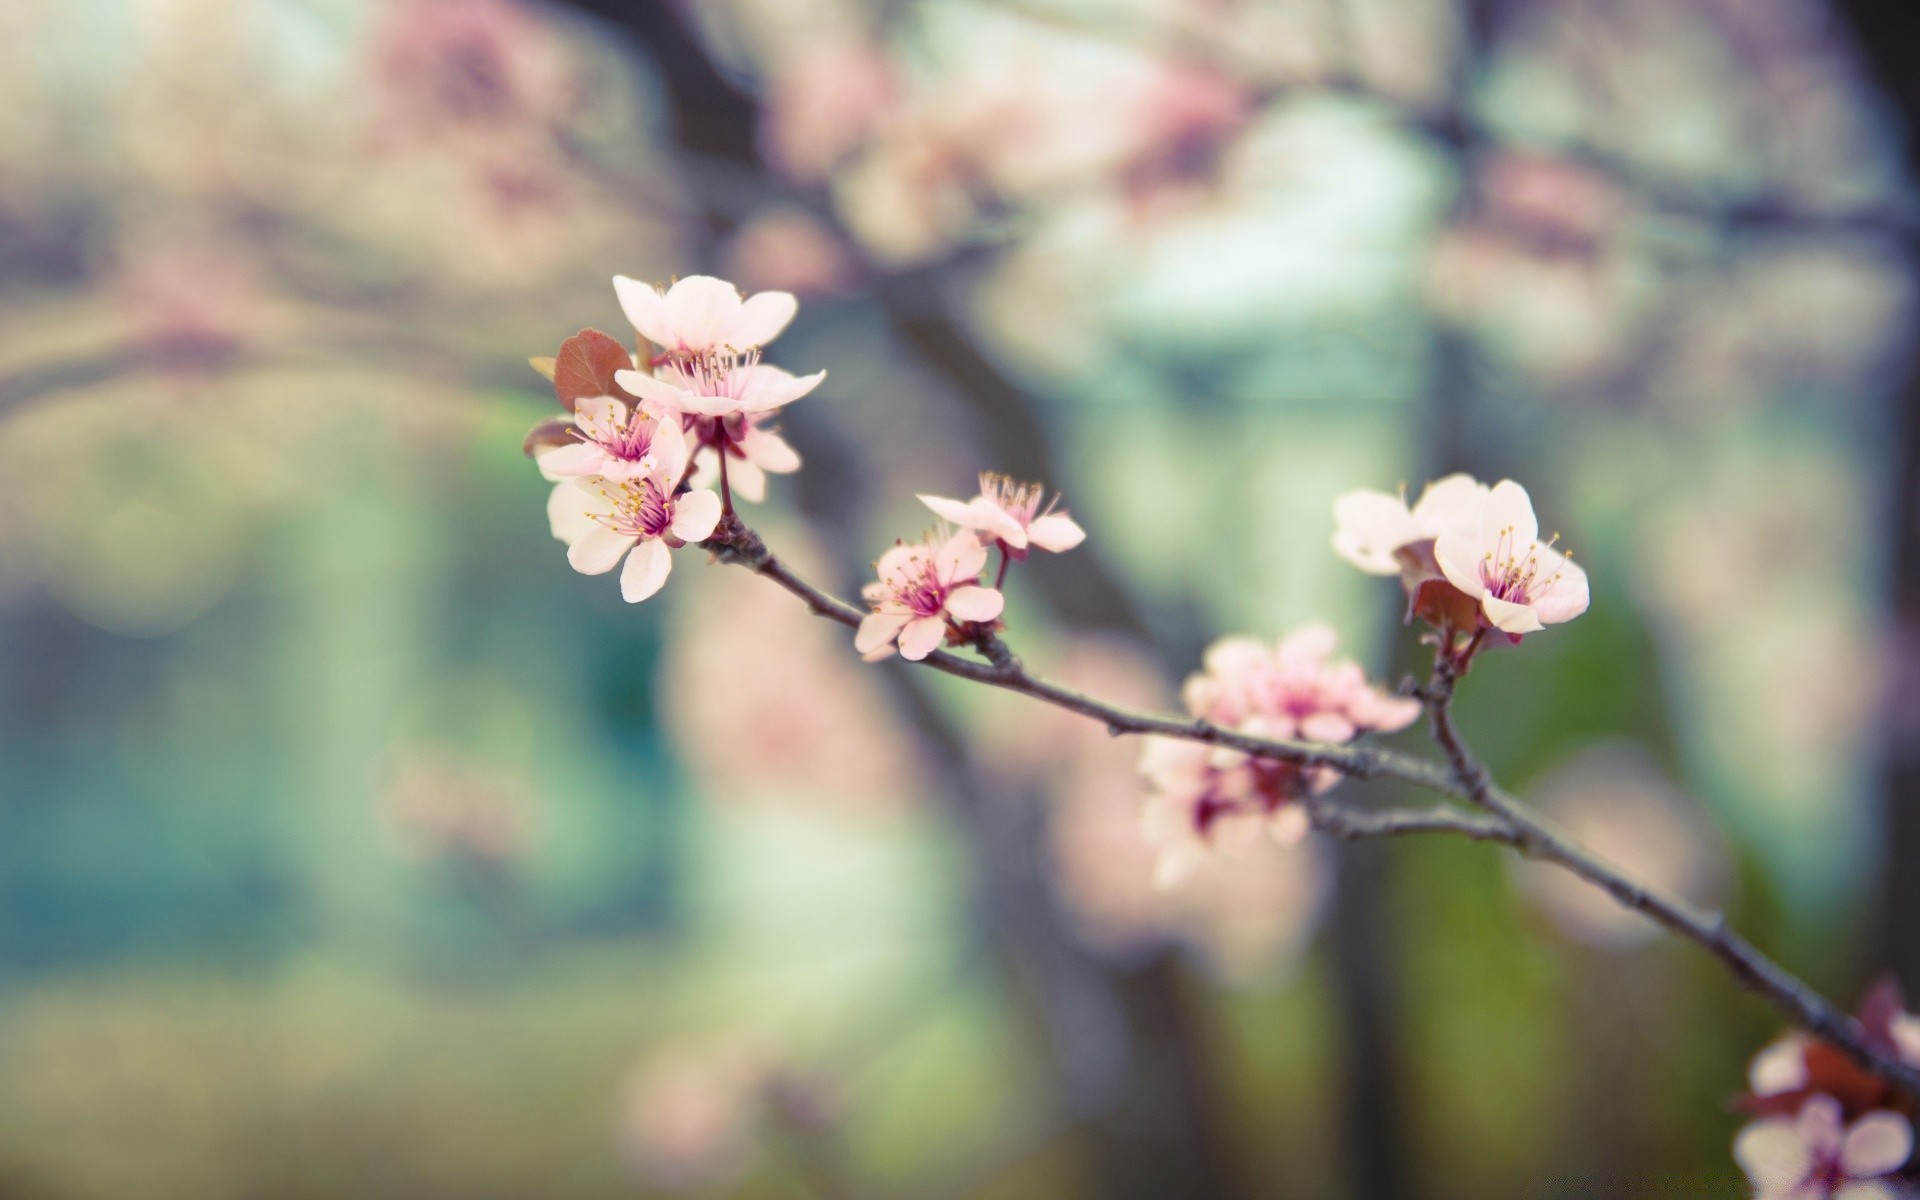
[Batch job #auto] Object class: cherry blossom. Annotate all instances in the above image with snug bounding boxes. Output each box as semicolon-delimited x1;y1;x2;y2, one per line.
611;274;797;358
687;413;801;504
1331;473;1488;575
1734;1096;1913;1200
615;355;825;421
535;395;686;482
1435;479;1591;636
1138;623;1421;888
918;473;1086;560
547;468;722;603
854;529;1004;662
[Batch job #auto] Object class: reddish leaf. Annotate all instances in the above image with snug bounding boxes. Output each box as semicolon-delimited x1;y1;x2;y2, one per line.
522;415;574;458
551;328;635;412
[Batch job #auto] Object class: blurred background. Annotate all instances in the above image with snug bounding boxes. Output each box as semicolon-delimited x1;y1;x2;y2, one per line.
3;0;1919;1196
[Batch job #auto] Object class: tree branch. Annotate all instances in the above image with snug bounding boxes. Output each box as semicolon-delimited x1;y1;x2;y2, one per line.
701;516;1920;1098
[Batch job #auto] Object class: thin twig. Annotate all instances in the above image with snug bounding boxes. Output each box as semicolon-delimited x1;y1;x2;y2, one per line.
702;517;1920;1098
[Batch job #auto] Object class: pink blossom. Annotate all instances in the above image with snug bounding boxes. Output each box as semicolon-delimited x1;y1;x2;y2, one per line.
1332;473;1488;575
611;274;797;358
536;395;687;482
918;473;1086;560
1435;479;1591;635
547;468;722;603
854;530;1004;662
1734;1096;1913;1200
616;354;825;422
687;413;802;504
1138;623;1420;888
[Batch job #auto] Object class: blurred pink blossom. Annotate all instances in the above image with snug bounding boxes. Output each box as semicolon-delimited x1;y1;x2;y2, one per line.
722;209;860;297
760;37;898;185
619;1040;771;1192
380;749;538;867
612;274;798;359
1734;1095;1912;1200
1140;623;1417;888
1434;479;1589;637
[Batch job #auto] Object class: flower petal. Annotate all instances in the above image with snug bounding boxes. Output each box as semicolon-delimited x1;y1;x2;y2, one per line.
944;585;1004;623
728;455;768;503
1733;1119;1813;1191
613;275;675;349
1332;489;1421;575
613;369;695;416
1842;1112;1913;1178
547;481;604;543
573;394;627;440
936;531;988;582
536;442;607;478
661;275;743;350
1529;550;1590;625
568;526;636;575
671;488;723;542
1299;712;1356;743
1268;805;1311;845
617;537;671;602
1025;512;1086;552
741;427;801;473
919;493;977;525
1410;473;1489;538
1434;529;1488;598
1480;479;1540;555
897;615;947;660
855;611;910;655
1748;1038;1810;1096
1483;594;1544;635
737;366;826;413
651;417;690;482
720;290;798;348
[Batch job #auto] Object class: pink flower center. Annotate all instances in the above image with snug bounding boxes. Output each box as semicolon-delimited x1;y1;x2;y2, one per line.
658;346;762;403
595;478;676;539
1480;526;1566;607
882;551;953;618
587;413;660;462
979;473;1046;527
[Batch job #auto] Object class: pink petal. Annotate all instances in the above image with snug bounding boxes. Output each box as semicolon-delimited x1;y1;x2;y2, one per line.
1025;512;1085;552
651;418;690;482
614;369;695;415
719;290;798;348
897;615;946;660
1299;712;1356;743
1748;1038;1810;1097
1480;479;1540;554
935;531;988;582
1836;1184;1898;1200
613;275;676;349
944;585;1004;623
855;612;909;655
619;537;672;602
568;526;636;575
1152;841;1208;891
741;427;800;473
1482;595;1544;635
1434;528;1487;598
1841;1113;1913;1178
536;442;607;478
1268;805;1311;845
547;482;602;543
573;395;627;439
918;493;976;525
671;489;723;542
727;455;768;502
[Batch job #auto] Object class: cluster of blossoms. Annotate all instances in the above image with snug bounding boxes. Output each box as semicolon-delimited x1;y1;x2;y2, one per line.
1735;984;1920;1198
528;276;821;601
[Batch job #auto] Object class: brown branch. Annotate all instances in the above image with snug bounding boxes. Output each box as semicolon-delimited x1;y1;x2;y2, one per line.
702;515;1920;1099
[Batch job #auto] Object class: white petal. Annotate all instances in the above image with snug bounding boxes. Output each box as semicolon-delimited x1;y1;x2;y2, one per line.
613;275;675;349
1410;473;1489;538
1268;805;1311;845
1025;512;1086;552
1483;595;1544;634
1748;1038;1810;1096
661;275;744;349
1842;1113;1913;1178
919;493;976;525
741;427;801;473
1836;1183;1898;1200
737;366;826;413
573;395;626;440
1733;1120;1813;1190
720;290;798;348
897;615;947;660
855;612;910;655
1529;550;1590;625
1332;489;1421;575
728;456;768;503
936;531;988;582
614;369;694;415
568;526;636;575
619;537;672;602
536;442;607;478
1434;528;1487;598
944;586;1004;623
671;489;723;542
1152;841;1208;891
651;417;690;482
1480;479;1540;554
546;482;601;543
